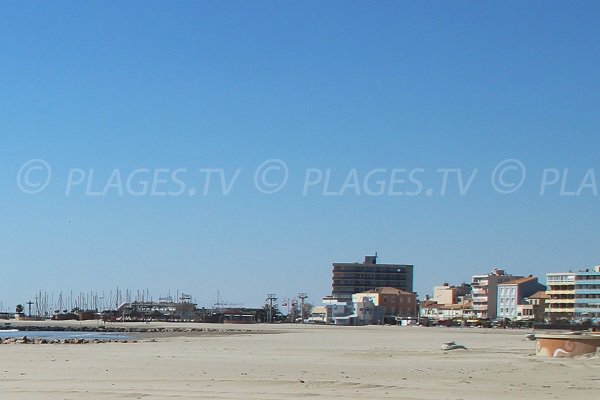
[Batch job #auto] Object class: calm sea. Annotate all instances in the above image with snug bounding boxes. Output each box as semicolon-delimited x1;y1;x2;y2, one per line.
0;330;130;340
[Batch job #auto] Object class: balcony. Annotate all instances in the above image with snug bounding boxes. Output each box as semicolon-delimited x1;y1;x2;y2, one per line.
546;299;575;305
547;294;574;300
546;290;575;295
550;304;576;310
575;289;600;294
575;277;600;283
546;308;575;313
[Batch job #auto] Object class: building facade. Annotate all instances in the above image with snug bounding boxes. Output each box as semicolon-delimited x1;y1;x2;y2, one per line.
116;300;197;321
432;283;471;305
546;266;600;323
331;255;413;302
353;287;417;320
496;276;546;321
352;296;383;325
574;266;600;322
419;300;473;322
471;268;521;320
521;291;549;322
545;272;576;322
321;297;354;324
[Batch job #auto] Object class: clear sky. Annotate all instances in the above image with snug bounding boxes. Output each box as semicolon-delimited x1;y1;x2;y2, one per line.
1;1;600;310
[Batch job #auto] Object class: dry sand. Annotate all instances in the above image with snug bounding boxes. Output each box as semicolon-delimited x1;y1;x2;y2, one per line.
1;322;599;399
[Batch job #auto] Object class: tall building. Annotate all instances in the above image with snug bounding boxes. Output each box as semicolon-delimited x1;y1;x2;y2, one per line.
546;266;600;322
574;266;600;322
545;272;575;321
471;268;521;320
496;276;546;320
330;255;413;302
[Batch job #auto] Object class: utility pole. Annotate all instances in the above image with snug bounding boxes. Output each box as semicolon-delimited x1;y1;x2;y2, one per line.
266;294;277;323
291;298;297;324
298;293;308;324
26;300;34;317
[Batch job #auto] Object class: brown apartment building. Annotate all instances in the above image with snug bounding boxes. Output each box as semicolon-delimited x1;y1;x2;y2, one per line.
331;254;414;302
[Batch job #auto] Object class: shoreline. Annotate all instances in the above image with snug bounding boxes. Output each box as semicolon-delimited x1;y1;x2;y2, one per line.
0;321;284;342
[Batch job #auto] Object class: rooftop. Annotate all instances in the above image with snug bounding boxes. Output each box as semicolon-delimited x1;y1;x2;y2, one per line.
420;300;472;310
527;290;549;300
362;287;414;295
499;276;537;286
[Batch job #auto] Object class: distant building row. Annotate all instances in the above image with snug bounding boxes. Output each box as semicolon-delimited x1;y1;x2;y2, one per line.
299;253;600;325
421;265;600;324
421;269;547;323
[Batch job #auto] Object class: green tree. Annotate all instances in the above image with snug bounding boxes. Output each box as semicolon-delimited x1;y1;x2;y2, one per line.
15;304;24;314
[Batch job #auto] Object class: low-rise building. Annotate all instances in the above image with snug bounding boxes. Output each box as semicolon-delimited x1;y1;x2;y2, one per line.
353;287;417;321
116;299;197;321
523;291;549;322
419;300;472;322
353;296;383;325
432;283;471;305
309;306;327;323
497;276;546;321
321;297;353;324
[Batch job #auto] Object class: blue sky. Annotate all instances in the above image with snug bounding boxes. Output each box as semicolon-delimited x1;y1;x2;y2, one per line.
1;1;600;310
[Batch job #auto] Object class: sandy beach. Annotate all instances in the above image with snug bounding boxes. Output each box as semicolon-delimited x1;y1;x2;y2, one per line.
0;323;598;399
